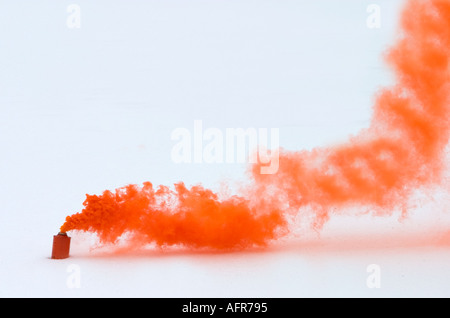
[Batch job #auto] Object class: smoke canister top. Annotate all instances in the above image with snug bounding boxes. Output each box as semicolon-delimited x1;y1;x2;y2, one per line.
51;232;71;259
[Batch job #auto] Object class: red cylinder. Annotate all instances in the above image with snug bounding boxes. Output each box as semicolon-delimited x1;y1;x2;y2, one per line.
51;232;71;259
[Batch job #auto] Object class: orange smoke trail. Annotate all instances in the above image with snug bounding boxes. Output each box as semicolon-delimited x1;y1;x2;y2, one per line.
252;0;450;227
61;0;450;250
60;182;287;249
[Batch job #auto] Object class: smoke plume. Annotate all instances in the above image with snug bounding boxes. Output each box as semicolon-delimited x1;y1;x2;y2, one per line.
61;0;450;251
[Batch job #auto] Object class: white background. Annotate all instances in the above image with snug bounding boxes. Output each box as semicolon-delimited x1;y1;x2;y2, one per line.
1;0;450;297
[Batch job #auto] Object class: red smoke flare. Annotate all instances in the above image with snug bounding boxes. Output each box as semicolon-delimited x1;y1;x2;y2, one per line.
61;0;450;250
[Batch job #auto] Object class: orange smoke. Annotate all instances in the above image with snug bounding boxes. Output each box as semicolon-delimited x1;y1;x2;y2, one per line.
253;0;450;226
61;0;450;250
60;182;286;249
